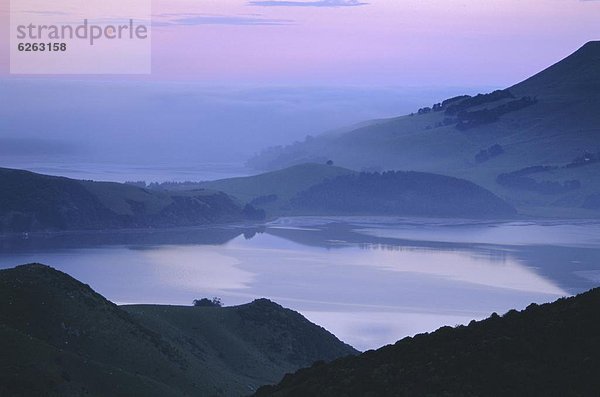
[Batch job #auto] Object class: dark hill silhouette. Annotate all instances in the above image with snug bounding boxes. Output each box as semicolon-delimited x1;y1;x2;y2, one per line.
167;163;516;218
0;264;356;396
0;167;264;233
290;171;516;218
255;287;600;397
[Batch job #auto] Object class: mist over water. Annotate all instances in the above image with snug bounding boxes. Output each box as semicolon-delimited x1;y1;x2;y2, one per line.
1;76;598;352
0;79;490;181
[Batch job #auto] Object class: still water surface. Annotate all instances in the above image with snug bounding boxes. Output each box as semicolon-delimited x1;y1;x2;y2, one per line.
1;217;599;351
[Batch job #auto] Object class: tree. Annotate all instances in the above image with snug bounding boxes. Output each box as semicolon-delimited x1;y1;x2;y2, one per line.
193;297;223;307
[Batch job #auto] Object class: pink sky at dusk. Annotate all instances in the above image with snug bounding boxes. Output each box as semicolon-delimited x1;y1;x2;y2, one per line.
1;0;599;86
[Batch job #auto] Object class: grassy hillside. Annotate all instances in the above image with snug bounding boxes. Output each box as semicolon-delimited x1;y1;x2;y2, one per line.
255;287;600;397
247;42;600;218
192;163;354;214
125;300;357;384
198;163;354;201
163;163;515;218
0;164;516;226
0;167;262;233
291;171;516;218
0;264;357;397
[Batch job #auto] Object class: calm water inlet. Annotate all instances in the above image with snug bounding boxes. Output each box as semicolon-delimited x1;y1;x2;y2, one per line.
1;217;599;351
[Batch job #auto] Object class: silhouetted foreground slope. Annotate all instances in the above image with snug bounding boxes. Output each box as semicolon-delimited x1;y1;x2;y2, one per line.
255;288;600;397
0;264;356;396
0;167;263;233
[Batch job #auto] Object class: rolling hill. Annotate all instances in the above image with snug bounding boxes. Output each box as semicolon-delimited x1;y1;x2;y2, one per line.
290;170;516;218
0;163;516;230
0;264;357;396
255;287;600;397
194;163;354;213
247;41;600;217
0;167;263;233
151;163;353;215
161;163;516;218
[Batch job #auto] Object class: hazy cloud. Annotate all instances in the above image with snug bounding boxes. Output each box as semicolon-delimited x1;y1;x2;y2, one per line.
249;0;367;7
0;80;475;167
153;13;294;26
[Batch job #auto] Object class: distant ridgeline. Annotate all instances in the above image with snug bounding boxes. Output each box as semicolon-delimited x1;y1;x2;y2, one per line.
246;42;600;217
255;288;600;397
0;167;265;233
0;163;518;233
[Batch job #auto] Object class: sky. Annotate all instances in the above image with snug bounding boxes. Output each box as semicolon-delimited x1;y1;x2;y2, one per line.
150;0;599;86
0;0;598;86
0;0;599;177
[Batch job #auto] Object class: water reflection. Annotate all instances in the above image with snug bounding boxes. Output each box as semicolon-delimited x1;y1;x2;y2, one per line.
343;246;565;295
144;247;255;293
1;217;599;351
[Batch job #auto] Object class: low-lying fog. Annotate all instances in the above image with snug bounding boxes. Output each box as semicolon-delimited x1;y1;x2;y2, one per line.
0;79;491;181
